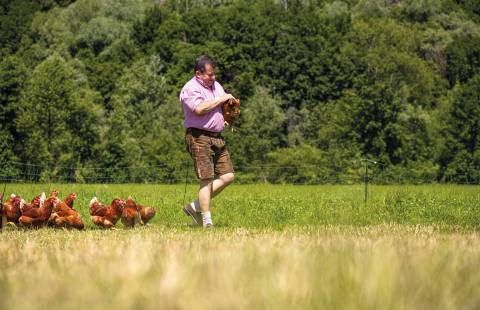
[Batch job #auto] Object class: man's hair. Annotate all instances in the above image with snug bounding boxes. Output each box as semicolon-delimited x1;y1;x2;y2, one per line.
194;55;216;73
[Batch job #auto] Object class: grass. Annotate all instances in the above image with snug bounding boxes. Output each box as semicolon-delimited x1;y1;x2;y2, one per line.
1;184;480;309
1;183;479;229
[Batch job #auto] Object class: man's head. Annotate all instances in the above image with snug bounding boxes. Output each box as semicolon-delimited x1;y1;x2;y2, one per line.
195;55;216;88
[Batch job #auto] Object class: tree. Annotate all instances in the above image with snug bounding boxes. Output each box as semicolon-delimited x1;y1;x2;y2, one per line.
0;55;28;176
0;55;27;138
266;144;326;184
98;55;187;182
445;34;480;87
439;75;480;182
16;53;102;180
0;1;41;56
226;86;287;169
76;16;127;55
332;19;437;167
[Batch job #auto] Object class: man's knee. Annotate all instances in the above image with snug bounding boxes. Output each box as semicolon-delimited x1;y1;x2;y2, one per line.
221;172;235;184
200;178;214;188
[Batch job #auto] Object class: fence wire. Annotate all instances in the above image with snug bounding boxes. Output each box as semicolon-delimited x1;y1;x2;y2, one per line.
0;160;478;185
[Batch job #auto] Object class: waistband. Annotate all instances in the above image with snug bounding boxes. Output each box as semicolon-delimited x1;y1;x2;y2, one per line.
186;127;222;138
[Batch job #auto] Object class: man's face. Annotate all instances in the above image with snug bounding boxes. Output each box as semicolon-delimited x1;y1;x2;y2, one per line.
196;64;216;88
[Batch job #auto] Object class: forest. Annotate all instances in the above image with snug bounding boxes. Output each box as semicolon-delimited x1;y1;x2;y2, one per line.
0;0;479;183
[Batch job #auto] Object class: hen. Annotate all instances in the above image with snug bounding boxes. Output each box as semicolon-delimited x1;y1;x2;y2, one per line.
3;194;24;226
19;196;59;228
136;202;156;225
50;190;59;198
49;192;84;230
89;197;126;229
31;192;46;207
121;197;140;228
21;192;46;214
222;98;241;128
63;192;77;208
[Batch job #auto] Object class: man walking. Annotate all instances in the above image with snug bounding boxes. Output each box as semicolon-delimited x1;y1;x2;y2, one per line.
180;55;236;228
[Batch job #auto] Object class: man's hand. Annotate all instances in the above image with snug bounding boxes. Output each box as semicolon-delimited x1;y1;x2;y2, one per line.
220;94;235;104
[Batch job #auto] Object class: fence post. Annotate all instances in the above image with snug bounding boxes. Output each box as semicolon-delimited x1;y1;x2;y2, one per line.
364;157;368;206
182;160;190;207
1;182;6;230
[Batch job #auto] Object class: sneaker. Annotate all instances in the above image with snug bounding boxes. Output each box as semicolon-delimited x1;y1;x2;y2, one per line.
204;223;213;229
183;204;202;226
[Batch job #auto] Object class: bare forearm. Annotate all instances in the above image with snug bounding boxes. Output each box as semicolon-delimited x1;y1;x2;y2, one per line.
194;94;234;115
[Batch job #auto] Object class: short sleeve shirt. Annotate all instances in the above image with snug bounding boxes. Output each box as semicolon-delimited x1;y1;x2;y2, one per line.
179;77;226;132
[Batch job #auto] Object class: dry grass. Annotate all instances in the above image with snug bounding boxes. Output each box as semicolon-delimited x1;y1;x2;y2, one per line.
1;225;479;310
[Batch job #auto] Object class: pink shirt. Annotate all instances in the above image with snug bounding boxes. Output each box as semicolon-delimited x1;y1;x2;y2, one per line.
179;77;226;132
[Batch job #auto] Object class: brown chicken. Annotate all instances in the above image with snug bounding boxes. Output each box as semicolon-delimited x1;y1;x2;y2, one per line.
63;192;77;208
136;202;156;225
49;192;83;230
21;192;46;214
89;197;126;229
3;194;24;225
31;192;46;207
121;197;141;228
50;203;84;230
222;98;241;128
121;197;156;226
19;196;59;228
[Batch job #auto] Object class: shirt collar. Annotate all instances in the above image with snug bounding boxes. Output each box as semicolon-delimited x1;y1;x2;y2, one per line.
195;77;214;90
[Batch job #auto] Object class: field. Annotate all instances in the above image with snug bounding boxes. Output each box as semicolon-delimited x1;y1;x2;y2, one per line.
1;184;480;309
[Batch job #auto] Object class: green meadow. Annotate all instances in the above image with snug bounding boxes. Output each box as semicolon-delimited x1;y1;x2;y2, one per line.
3;184;480;229
1;184;480;309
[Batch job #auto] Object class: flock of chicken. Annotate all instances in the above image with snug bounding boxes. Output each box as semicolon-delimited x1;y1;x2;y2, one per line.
0;190;156;230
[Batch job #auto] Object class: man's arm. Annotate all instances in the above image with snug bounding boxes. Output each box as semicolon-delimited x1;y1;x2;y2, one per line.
194;94;235;115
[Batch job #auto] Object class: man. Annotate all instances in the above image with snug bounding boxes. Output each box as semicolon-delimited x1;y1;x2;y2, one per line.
179;55;236;228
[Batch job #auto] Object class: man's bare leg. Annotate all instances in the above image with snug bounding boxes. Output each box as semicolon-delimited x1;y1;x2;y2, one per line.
198;178;213;227
198;178;214;213
191;173;235;211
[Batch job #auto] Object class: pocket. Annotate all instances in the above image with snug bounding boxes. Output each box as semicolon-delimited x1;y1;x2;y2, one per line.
185;134;193;154
187;134;210;156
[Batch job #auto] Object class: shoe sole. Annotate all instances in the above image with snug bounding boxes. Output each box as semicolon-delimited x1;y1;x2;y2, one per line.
183;207;200;226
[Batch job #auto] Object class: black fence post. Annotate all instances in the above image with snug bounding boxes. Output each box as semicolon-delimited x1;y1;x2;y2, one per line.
364;157;368;206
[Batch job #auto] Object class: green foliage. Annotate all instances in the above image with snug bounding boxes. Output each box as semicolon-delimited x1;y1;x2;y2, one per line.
353;0;390;19
0;0;41;56
445;34;480;86
95;56;188;183
332;19;437;169
1;0;480;183
397;0;441;23
226;87;286;168
76;17;127;54
15;54;102;180
454;0;480;22
439;75;480;182
132;5;168;50
265;144;330;184
0;55;27;135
